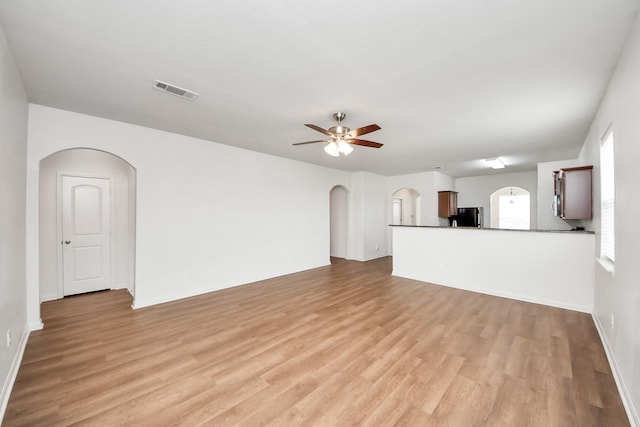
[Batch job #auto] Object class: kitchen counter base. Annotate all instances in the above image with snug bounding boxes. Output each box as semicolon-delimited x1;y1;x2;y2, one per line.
392;226;595;312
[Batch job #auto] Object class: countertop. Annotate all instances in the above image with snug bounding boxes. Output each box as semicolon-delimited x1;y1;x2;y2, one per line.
389;224;594;234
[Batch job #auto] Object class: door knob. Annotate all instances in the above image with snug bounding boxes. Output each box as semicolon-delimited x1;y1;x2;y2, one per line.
65;241;71;245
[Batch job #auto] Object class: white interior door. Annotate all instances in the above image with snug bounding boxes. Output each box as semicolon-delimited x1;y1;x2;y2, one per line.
62;176;111;296
393;198;403;225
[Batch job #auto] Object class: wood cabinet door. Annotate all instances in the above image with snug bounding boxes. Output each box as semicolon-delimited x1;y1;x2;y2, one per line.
438;191;457;218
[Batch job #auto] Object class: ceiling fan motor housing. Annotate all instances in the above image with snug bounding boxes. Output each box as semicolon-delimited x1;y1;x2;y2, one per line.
329;125;350;135
330;112;349;135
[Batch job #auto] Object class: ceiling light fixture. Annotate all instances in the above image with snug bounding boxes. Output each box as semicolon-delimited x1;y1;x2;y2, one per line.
324;138;353;157
324;141;340;157
337;138;353;155
485;158;505;169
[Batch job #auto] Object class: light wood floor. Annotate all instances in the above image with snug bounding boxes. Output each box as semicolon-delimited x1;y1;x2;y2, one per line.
4;257;629;426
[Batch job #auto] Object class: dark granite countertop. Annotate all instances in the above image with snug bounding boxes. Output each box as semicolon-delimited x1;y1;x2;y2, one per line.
389;224;594;234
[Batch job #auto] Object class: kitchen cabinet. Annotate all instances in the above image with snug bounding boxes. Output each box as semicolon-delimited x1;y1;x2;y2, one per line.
553;166;593;219
438;191;458;218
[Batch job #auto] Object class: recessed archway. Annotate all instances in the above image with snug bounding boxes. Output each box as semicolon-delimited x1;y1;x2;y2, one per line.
391;188;421;226
389;187;421;256
39;148;137;302
490;186;530;229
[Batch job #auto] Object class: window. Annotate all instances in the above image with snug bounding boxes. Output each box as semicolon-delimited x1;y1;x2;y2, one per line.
490;187;530;230
600;128;615;266
498;193;530;230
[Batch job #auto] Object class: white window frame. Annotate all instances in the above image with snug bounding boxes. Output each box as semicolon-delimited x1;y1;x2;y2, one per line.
598;125;615;275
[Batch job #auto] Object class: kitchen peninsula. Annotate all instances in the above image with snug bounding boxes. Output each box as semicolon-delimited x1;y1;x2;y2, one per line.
391;225;595;312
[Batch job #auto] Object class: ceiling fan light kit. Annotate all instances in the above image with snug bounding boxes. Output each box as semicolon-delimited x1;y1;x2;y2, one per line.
322;138;353;157
293;112;383;157
324;141;339;157
337;139;353;155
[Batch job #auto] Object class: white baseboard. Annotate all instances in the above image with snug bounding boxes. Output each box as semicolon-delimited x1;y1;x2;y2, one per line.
29;320;43;331
592;313;639;427
40;292;58;302
393;272;592;313
0;329;30;423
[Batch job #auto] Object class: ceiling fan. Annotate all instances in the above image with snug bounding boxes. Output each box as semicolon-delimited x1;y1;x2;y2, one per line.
292;112;383;157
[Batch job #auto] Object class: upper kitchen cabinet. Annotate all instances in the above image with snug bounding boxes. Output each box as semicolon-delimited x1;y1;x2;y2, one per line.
438;191;458;218
553;166;593;219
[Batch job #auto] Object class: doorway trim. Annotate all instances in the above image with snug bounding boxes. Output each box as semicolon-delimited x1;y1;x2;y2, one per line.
56;172;114;299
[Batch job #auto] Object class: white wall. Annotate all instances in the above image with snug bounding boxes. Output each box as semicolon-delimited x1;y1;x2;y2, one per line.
39;149;136;301
26;105;351;315
0;23;29;420
350;171;388;261
329;185;348;259
577;12;640;425
392;227;595;313
455;171;538;229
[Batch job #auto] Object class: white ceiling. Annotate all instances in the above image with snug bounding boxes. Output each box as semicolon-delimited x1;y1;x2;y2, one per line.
1;1;638;177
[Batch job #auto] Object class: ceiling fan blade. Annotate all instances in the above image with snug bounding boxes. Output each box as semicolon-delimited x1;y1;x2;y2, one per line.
292;140;329;146
346;124;381;138
347;138;383;148
305;124;335;137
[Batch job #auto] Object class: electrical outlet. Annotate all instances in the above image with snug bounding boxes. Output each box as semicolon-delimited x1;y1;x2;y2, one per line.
610;313;615;329
6;329;11;348
183;272;190;280
375;245;380;252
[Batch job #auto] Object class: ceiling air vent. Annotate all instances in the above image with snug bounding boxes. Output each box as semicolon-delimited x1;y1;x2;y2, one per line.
153;80;199;101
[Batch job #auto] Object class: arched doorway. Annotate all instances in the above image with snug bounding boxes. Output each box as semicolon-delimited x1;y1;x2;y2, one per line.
391;188;421;225
329;185;349;259
39;148;137;301
490;186;530;229
389;188;420;255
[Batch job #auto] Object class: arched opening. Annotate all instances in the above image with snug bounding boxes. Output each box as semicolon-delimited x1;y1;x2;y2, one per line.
329;185;349;260
389;187;421;255
391;188;421;225
490;186;530;229
39;148;137;301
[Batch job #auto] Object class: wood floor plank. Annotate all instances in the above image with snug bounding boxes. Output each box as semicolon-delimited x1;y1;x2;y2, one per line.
2;256;630;426
393;404;430;426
